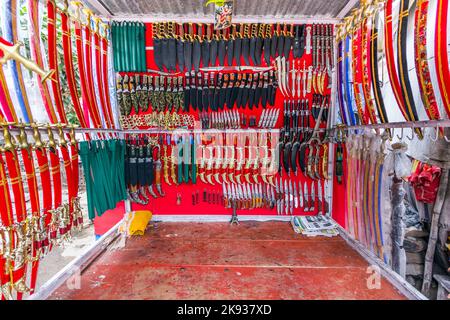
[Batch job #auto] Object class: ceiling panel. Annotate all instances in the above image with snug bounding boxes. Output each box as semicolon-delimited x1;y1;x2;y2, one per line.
85;0;351;22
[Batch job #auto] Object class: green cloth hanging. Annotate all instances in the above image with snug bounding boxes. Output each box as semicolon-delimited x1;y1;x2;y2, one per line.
79;140;127;219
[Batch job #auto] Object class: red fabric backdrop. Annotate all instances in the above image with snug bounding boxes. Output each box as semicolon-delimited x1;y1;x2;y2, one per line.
95;22;348;235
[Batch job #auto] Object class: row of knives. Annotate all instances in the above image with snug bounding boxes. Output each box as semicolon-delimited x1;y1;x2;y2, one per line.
184;70;277;112
116;70;278;115
152;22;333;72
222;179;329;215
199;108;280;130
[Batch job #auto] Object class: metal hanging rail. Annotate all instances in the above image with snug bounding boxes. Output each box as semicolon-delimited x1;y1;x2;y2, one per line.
341;119;450;130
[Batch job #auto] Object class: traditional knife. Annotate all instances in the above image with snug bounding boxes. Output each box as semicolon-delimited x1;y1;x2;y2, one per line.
249;23;257;65
196;72;203;111
226;73;235;109
210;28;219;66
270;23;280;59
248;73;257;110
234;23;243;66
168;22;177;72
227;24;236;66
193;23;203;72
318;180;323;215
299;181;304;209
242;24;251;65
254;72;263;108
184;23;194;71
236;73;246;108
288;180;293;215
310;181;316;212
254;24;264;65
283;24;294;58
263;24;272;65
160;23;170;72
213;73;220;111
153;23;163;70
277;23;286;57
189;70;197;110
303;182;309;212
218;28;226;65
219;73;228;109
202;23;211;67
175;23;185;72
230;73;241;108
202;72;209;111
208;72;216;111
241;73;252;108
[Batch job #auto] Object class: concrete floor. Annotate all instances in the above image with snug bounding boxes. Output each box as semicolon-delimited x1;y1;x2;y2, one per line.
48;221;406;300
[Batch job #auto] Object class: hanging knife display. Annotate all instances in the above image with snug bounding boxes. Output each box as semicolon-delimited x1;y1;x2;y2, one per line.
114;21;334;219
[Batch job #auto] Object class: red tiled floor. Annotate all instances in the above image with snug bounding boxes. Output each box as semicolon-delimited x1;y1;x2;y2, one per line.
48;221;406;300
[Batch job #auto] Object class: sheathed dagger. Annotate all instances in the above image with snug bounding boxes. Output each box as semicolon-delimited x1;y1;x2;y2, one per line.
184;23;193;71
177;23;185;72
227;24;236;66
234;24;243;66
202;23;211;67
263;24;272;65
249;23;258;65
193;23;202;72
254;24;264;65
283;24;294;58
210;28;219;65
218;28;226;65
303;182;309;212
270;23;280;59
242;73;252;108
242;24;251;65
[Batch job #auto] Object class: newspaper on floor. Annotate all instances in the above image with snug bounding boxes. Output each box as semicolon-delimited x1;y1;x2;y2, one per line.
291;215;339;237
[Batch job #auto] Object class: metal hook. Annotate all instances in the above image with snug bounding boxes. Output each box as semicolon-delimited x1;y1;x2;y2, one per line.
406;128;414;141
430;126;439;142
396;127;404;140
444;131;450;143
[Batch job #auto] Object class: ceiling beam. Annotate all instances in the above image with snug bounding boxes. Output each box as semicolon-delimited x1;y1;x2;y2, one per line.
336;0;359;19
84;0;113;17
108;15;341;24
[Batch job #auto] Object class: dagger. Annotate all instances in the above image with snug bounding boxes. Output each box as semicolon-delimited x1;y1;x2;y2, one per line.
226;73;235;109
283;24;293;59
249;23;257;65
227;24;236;66
196;72;203;111
318;180;323;215
168;22;177;72
176;23;185;72
271;23;280;59
241;73;252;108
293;181;298;209
201;73;209;112
310;181;316;212
254;72;263;108
242;24;251;65
184;23;193;71
236;73;246;108
299;181;304;209
234;23;243;66
263;24;272;66
193;23;202;72
202;23;211;67
254;23;264;65
208;72;216;111
277;23;286;57
189;70;197;110
219;73;227;110
210;28;219;66
248;73;257;110
217;28;226;65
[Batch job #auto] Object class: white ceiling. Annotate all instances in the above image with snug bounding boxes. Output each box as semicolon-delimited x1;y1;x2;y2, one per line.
84;0;357;22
